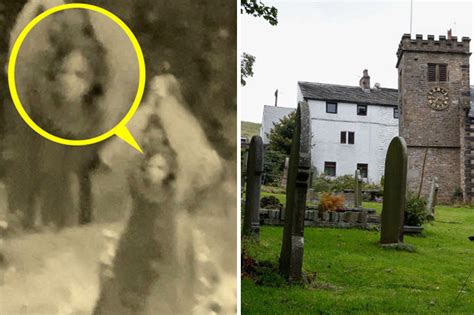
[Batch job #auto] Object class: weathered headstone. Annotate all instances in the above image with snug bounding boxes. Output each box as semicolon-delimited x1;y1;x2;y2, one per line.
241;149;248;197
380;136;408;244
354;169;362;208
279;101;312;282
343;190;355;207
280;157;290;187
426;177;439;221
243;136;264;239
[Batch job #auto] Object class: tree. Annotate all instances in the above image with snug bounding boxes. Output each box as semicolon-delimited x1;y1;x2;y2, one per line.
262;111;295;185
267;111;296;155
240;0;278;86
241;0;278;26
241;52;255;86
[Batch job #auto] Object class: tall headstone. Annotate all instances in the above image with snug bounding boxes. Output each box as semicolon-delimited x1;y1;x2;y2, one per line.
241;149;248;197
280;157;290;187
354;169;362;208
380;136;408;244
243;136;264;239
426;177;439;221
279;101;312;282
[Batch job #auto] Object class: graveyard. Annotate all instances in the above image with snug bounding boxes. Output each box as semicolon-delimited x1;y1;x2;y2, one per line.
242;101;474;313
242;203;474;314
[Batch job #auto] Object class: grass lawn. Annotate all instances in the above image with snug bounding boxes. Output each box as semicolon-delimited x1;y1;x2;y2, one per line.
242;205;474;314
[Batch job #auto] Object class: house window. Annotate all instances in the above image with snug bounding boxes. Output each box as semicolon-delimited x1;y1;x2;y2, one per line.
341;131;355;144
340;131;346;144
324;162;336;176
394;107;399;119
348;132;355;144
357;105;367;116
357;163;368;178
326;102;337;114
428;63;448;82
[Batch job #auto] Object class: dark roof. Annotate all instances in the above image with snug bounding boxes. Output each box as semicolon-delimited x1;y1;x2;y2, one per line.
298;81;398;106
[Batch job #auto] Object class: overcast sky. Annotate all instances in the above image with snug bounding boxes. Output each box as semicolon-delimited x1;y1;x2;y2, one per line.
241;0;473;123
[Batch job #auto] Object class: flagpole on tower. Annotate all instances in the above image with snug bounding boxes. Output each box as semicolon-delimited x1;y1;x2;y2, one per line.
410;0;413;35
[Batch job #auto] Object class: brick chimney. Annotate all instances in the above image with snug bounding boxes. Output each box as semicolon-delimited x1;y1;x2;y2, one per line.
359;69;370;90
448;29;452;39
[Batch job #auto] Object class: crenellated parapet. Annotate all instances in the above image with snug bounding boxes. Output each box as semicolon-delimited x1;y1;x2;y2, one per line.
396;33;471;67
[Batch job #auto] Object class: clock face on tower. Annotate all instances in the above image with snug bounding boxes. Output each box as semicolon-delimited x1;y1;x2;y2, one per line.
427;87;449;111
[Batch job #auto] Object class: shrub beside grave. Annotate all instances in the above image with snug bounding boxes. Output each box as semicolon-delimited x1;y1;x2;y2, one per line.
405;195;427;227
318;192;345;212
260;196;283;210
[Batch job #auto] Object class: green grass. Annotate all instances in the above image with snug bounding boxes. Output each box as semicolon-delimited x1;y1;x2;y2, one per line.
242;205;474;314
242;121;261;140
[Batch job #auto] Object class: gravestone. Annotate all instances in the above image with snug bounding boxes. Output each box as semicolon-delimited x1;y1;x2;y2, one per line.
354;169;362;208
380;136;408;244
243;136;264;239
241;150;248;197
280;157;290;187
426;177;439;221
279;101;312;282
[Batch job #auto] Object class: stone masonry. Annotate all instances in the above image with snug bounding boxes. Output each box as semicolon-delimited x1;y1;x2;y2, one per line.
397;34;471;203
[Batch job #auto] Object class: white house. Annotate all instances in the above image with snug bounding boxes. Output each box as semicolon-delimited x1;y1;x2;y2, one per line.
297;70;399;184
260;105;295;144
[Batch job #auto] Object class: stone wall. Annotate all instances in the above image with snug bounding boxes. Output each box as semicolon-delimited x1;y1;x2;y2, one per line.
406;147;461;204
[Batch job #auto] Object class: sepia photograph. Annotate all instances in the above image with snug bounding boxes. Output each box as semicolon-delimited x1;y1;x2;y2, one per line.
0;0;236;314
241;0;473;313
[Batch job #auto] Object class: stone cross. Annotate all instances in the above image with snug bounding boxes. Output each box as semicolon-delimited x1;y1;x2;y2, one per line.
380;136;408;244
279;101;312;282
354;169;362;208
243;135;264;239
280;157;290;188
426;177;439;221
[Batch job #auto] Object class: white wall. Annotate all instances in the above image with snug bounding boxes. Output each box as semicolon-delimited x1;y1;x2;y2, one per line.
306;99;398;184
260;105;295;144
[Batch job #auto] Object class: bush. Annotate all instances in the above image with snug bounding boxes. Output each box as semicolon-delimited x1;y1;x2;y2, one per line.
312;175;332;193
312;174;382;194
331;175;356;192
318;192;345;212
260;196;283;210
262;150;286;186
452;187;463;203
405;195;427;227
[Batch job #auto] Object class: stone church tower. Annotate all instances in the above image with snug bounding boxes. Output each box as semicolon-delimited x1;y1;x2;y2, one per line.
396;33;471;203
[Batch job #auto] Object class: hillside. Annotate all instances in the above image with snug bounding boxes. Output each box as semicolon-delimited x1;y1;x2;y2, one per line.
241;121;261;141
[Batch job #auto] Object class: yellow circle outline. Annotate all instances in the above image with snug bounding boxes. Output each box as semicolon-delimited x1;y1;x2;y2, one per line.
8;3;146;146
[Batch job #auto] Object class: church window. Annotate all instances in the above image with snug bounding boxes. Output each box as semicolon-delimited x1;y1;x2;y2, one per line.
428;63;448;82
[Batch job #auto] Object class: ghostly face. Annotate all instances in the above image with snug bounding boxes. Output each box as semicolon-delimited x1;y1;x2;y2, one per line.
144;154;170;185
56;50;93;103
